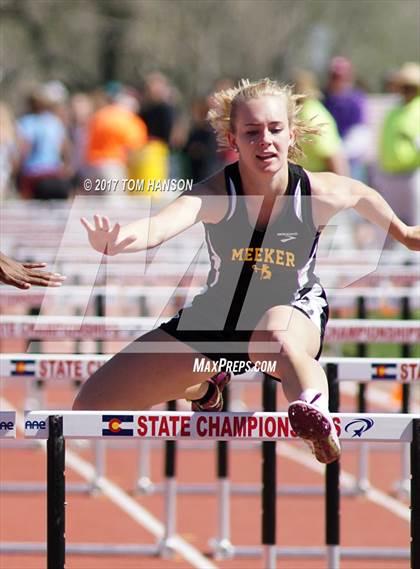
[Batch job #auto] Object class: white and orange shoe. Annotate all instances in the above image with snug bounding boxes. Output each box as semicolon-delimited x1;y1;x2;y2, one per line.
288;394;341;464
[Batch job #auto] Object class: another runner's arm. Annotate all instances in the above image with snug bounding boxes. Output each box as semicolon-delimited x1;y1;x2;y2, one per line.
309;171;420;251
81;175;228;255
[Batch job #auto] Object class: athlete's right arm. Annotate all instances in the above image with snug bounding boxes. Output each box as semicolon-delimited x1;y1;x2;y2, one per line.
81;177;228;255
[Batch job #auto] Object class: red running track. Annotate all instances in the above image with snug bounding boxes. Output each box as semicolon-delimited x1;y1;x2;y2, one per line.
0;381;413;569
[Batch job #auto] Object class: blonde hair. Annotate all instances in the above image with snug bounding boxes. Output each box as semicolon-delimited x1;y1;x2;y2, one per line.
207;78;321;162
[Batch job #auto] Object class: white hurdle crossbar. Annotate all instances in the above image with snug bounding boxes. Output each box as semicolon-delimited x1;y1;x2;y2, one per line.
22;410;418;442
1;284;419;308
1;353;419;382
10;411;420;569
1;315;419;343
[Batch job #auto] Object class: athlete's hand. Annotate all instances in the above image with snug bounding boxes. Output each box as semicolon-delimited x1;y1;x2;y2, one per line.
404;225;420;251
81;215;137;256
0;253;66;289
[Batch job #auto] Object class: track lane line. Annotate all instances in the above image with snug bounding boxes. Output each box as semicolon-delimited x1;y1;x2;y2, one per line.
1;398;217;569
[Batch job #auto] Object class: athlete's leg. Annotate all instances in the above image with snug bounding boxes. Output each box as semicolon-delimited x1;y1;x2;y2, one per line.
248;305;326;402
73;328;213;410
248;305;340;464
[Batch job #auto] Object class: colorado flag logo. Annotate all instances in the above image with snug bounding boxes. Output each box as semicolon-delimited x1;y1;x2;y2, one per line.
102;415;134;436
371;363;397;380
11;360;36;376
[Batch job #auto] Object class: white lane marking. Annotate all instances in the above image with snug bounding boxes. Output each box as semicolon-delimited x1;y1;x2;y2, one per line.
277;442;410;521
1;398;217;569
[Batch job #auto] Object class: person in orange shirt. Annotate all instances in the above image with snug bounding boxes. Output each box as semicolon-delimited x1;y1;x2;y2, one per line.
84;87;147;191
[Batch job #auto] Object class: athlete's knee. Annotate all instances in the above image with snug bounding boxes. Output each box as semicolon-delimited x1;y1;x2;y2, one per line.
249;329;298;365
72;390;92;410
72;384;102;410
275;332;299;361
72;377;115;410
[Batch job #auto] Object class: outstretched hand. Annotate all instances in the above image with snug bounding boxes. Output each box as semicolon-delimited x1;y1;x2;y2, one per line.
0;253;66;289
81;215;137;255
405;226;420;251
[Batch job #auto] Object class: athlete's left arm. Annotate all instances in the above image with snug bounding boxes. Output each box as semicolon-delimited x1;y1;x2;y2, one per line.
308;171;420;251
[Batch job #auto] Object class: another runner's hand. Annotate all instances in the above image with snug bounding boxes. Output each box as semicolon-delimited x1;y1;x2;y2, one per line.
0;253;66;289
81;215;137;255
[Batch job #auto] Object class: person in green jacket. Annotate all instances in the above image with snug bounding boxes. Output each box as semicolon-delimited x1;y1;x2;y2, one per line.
376;62;420;230
293;70;349;176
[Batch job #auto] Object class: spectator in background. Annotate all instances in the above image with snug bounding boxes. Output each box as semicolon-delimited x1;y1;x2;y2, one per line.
292;70;349;175
0;102;19;199
375;62;420;230
323;57;369;181
69;93;94;189
140;72;178;146
183;95;223;182
17;85;73;200
84;86;147;190
130;72;180;195
41;80;71;127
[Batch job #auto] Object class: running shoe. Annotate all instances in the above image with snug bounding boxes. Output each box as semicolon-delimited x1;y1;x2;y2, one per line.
191;372;231;412
288;396;341;464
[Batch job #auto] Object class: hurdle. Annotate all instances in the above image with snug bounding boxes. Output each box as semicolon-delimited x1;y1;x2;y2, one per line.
16;410;420;569
1;284;418;313
351;292;418;496
2;353;418;382
1;314;419;342
3;285;416;495
0;285;201;312
0;354;112;495
1;353;418;500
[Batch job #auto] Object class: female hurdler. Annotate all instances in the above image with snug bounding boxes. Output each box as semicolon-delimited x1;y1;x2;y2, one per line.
74;79;419;464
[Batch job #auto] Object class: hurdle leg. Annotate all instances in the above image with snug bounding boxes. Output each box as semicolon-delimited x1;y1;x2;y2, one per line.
355;442;370;494
395;296;412;496
158;400;177;557
394;383;411;497
262;374;277;569
354;297;370;495
394;443;411;497
47;415;65;569
326;364;340;569
212;386;234;559
411;418;420;569
136;439;154;493
135;291;157;495
25;378;45;411
89;439;106;493
355;383;370;494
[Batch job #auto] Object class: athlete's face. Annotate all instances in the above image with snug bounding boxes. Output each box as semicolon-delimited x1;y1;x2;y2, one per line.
228;95;294;174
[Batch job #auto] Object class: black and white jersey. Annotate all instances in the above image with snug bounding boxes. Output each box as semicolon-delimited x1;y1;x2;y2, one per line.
184;161;328;333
